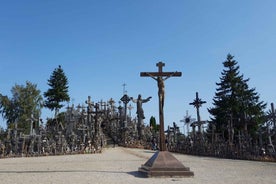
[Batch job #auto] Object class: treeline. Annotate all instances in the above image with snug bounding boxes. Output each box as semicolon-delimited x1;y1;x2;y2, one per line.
0;65;69;133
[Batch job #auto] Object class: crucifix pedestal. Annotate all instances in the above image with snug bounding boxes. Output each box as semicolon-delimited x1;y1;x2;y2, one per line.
138;62;194;177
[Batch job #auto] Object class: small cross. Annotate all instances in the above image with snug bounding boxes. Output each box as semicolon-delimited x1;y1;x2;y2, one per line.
86;96;93;106
122;83;127;94
189;92;206;108
85;96;94;112
189;92;206;133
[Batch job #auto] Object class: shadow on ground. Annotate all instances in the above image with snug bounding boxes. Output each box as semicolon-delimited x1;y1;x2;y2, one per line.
127;171;147;178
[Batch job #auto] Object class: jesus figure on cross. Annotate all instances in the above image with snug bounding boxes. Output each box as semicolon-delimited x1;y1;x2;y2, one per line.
146;63;178;113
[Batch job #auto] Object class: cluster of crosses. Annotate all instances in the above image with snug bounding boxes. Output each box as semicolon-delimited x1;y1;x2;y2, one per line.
0;93;156;157
0;62;275;165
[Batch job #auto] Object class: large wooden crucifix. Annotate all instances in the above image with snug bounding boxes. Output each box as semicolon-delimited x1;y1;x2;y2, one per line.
140;62;181;151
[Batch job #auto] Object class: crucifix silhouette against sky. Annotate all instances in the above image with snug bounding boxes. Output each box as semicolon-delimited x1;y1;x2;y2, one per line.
189;92;206;133
140;61;181;151
139;62;193;178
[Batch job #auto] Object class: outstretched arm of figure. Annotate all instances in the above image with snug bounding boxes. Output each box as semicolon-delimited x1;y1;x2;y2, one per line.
145;72;158;81
130;97;137;103
142;96;152;103
163;71;178;81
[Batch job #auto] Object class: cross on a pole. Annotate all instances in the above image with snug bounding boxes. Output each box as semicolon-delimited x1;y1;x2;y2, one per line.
189;92;206;133
27;113;38;136
180;110;192;136
122;83;127;95
85;96;94;113
140;62;181;151
92;103;104;135
120;94;131;127
99;100;108;111
85;96;94;129
189;92;206;109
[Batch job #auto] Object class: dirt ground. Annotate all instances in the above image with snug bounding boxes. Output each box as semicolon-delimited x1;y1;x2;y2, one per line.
0;147;275;184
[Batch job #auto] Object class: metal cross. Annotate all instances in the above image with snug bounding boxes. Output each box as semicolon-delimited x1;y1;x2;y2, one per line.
189;92;206;133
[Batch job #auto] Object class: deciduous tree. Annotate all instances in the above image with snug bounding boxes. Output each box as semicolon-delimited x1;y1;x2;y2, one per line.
0;81;43;133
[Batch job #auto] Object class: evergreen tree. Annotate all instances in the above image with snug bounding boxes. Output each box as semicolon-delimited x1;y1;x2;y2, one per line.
149;116;159;132
44;65;70;117
0;81;43;133
208;54;266;140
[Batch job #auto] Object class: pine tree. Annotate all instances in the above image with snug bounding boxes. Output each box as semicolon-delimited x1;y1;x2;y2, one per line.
149;116;159;132
208;54;266;141
44;65;70;117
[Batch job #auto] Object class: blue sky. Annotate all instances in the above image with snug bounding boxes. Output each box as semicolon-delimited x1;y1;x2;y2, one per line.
1;1;276;132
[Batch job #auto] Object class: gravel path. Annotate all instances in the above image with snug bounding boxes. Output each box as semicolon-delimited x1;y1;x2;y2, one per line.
0;147;275;184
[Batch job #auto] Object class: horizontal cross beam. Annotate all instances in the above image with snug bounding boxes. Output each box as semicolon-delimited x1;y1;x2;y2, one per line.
140;72;182;77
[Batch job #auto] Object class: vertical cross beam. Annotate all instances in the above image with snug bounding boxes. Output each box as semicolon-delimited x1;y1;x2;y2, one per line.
108;98;115;114
120;94;131;127
271;103;276;145
85;96;94;112
271;103;275;128
92;103;104;135
156;62;165;73
140;62;181;151
122;83;127;95
85;96;94;128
